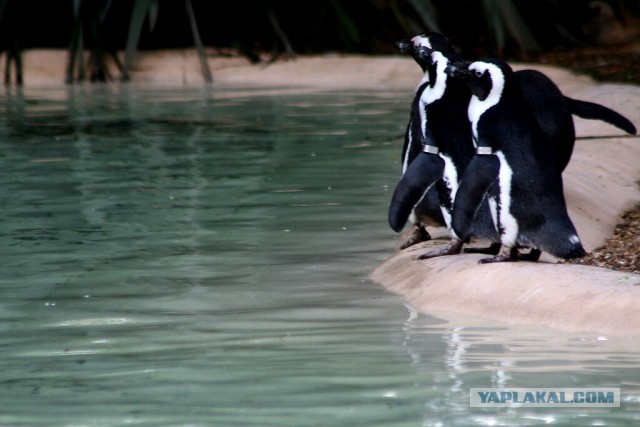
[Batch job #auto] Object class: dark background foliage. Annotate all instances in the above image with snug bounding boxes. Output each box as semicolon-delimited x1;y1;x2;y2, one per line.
1;0;639;84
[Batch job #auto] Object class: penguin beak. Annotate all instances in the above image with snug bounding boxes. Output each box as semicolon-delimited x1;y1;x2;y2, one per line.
445;61;472;78
395;38;414;54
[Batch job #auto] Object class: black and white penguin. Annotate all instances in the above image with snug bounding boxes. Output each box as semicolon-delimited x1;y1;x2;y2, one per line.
447;59;586;262
395;36;432;171
388;42;500;258
395;33;463;175
392;37;445;249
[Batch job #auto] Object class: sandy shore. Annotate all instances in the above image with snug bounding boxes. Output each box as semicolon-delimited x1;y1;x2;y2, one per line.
11;48;640;336
16;48;420;89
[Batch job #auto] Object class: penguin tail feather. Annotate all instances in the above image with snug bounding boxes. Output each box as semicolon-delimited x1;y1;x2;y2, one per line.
535;218;586;260
566;97;637;135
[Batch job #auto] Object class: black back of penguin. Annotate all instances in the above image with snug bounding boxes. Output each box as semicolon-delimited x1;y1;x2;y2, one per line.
515;70;576;172
515;71;635;173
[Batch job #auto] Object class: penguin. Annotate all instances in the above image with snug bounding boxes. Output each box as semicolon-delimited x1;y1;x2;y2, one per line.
395;34;462;180
390;32;636;256
446;59;586;263
388;43;500;258
395;36;431;171
392;37;445;249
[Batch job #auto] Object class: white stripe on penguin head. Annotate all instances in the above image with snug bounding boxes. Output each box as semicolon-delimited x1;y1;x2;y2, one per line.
411;35;432;49
419;51;449;143
421;51;449;104
467;62;505;142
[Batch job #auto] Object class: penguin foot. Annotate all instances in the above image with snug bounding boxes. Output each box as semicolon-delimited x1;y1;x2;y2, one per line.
478;247;519;264
517;248;541;262
464;242;501;255
399;225;432;250
417;239;463;260
478;247;542;264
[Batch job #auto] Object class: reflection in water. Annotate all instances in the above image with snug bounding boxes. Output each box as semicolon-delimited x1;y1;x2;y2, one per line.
0;85;639;425
401;307;640;425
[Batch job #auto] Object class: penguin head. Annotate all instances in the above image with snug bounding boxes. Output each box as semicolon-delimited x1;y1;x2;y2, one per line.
398;32;462;71
445;59;510;101
410;33;438;71
410;33;432;49
394;38;414;54
395;34;431;70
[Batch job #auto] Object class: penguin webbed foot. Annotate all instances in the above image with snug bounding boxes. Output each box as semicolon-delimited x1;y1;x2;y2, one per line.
399;225;432;250
417;239;463;260
478;246;542;264
464;242;501;255
479;246;520;264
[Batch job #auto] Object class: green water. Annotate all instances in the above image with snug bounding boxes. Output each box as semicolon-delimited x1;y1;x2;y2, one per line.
0;85;639;426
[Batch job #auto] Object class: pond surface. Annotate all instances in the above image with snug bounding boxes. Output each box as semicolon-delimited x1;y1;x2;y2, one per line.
1;85;639;426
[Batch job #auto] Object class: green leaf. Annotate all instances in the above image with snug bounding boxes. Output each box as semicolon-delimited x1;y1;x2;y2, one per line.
494;0;541;54
148;0;159;32
123;0;154;81
405;0;441;33
186;0;212;82
482;0;507;54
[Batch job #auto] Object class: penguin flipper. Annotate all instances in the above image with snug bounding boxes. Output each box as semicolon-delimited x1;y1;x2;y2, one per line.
565;97;637;135
388;152;445;232
452;155;500;241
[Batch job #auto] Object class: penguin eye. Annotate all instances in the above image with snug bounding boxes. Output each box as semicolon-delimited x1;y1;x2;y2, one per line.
475;70;483;78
